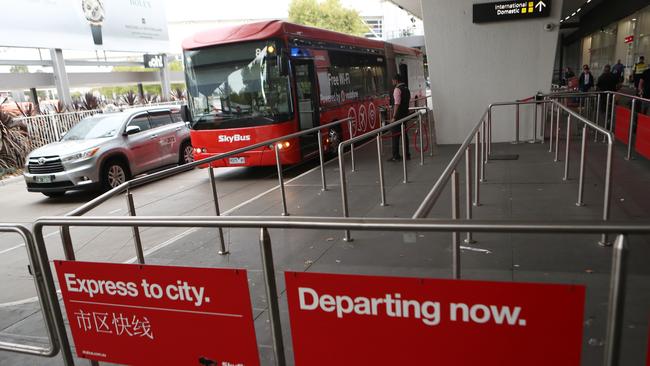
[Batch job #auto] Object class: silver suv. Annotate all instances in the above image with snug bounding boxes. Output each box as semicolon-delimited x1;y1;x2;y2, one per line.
24;106;193;198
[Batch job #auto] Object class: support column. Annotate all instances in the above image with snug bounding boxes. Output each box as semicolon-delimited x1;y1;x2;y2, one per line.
49;48;72;107
159;54;171;102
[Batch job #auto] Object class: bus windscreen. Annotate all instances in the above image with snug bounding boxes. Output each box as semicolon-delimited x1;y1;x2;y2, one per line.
184;41;293;130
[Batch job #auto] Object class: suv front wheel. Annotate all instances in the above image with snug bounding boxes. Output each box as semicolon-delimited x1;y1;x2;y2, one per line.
101;159;129;191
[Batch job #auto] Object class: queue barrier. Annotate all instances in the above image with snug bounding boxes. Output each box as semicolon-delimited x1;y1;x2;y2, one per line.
0;224;72;361
28;215;641;366
634;112;650;160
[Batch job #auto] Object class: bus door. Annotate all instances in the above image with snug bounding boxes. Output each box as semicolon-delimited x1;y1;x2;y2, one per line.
292;60;320;157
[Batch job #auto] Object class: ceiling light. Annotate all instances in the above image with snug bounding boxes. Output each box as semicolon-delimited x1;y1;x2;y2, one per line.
632;18;637;21
587;0;591;3
565;16;570;20
576;8;581;12
572;12;576;16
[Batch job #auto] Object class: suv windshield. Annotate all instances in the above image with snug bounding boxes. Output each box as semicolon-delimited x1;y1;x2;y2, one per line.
184;40;293;130
62;115;124;141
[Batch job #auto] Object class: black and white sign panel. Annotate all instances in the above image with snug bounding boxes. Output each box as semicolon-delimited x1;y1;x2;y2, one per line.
473;0;551;24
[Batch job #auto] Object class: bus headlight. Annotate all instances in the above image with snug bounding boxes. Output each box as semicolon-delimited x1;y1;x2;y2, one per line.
194;148;207;153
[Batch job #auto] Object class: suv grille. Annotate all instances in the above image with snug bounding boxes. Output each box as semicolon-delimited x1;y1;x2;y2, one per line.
28;156;64;174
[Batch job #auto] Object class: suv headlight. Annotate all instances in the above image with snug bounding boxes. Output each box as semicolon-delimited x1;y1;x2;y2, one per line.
61;147;100;163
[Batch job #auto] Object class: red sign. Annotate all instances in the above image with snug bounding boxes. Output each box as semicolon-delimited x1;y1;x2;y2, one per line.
285;272;585;365
615;106;631;144
625;35;634;44
55;261;259;366
635;111;650;160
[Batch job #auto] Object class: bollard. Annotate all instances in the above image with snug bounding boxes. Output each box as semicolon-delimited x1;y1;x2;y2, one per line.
418;112;424;166
348;118;356;172
376;134;387;206
563;115;571;181
464;147;475;244
625;99;636;161
126;191;145;264
554;107;561;162
401;122;408;183
603;234;627;366
317;130;327;191
259;228;287;366
576;126;587;207
451;170;461;279
473;131;480;207
208;166;228;255
338;145;352;242
274;145;289;216
513;104;520;144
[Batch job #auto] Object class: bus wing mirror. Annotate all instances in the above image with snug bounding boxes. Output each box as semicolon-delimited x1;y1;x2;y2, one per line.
180;104;192;122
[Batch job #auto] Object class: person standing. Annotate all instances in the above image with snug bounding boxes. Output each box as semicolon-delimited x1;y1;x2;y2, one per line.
389;74;411;162
612;59;625;83
578;64;594;92
597;65;618;92
563;67;575;86
639;66;650;115
632;56;647;89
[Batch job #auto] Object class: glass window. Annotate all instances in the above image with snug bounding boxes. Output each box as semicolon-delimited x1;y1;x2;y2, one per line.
171;110;183;122
127;115;151;133
148;111;173;128
319;51;387;105
62;115;124;140
184;40;293;130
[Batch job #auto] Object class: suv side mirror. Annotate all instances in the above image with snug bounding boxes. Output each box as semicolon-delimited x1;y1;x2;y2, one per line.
180;105;192;123
124;125;141;135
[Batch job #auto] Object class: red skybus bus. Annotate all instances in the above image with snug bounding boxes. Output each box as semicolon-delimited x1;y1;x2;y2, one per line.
182;20;425;167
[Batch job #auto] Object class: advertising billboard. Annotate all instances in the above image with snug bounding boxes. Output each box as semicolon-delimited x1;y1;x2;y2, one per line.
0;0;169;52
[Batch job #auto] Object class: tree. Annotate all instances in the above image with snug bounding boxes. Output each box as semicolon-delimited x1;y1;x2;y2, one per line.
9;65;28;73
288;0;369;36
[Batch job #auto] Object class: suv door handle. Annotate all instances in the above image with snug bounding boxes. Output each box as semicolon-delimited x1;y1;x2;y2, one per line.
175;127;182;131
149;134;158;140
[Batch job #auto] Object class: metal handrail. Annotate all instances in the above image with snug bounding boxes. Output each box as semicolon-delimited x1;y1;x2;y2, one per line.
32;215;643;366
337;109;427;241
414;99;614;246
0;224;71;361
59;116;354;258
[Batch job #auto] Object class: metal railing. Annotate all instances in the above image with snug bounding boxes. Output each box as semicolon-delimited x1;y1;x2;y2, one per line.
31;215;643;366
0;224;71;361
414;99;615;247
338;109;428;241
546;91;650;161
59;116;355;259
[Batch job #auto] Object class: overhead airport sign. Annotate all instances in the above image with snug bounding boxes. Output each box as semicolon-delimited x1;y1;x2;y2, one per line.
285;271;585;365
473;0;551;23
0;0;169;52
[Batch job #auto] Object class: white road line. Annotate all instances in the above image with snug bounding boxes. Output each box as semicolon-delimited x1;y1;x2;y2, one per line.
0;230;60;256
0;290;61;308
69;300;243;317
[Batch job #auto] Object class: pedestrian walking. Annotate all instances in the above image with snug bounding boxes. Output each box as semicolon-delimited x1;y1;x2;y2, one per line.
612;59;625;83
578;64;594;92
632;56;647;89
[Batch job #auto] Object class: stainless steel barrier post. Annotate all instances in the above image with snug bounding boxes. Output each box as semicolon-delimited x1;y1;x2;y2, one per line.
603;93;611;142
625;99;636;161
348;118;356;172
464;148;475;244
595;94;601;141
418;112;424;166
606;94;616;143
474;131;480;206
126;191;145;264
528;102;538;143
576;126;587;207
317;130;327;191
541;100;546;142
548;102;555;152
479;126;484;182
600;141;614;246
377;134;387;206
487;108;492;154
554;106;561;162
401;122;408;183
603;234;627;366
208;166;228;255
451;170;461;279
60;226;74;261
338;144;352;241
274;145;289;216
513;104;520;144
429;110;435;157
259;228;286;366
563;115;571;181
481;121;489;182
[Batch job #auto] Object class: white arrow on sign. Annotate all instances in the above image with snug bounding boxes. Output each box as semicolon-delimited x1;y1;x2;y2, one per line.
535;0;547;12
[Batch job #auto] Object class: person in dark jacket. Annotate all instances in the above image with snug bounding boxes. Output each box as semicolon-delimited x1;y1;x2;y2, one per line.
389;74;411;162
578;64;594;92
597;65;618;92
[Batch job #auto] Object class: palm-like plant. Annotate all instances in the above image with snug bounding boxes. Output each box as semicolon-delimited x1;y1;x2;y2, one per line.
0;107;28;169
142;93;159;104
82;92;100;110
15;102;39;117
122;91;138;106
53;100;67;114
170;88;185;101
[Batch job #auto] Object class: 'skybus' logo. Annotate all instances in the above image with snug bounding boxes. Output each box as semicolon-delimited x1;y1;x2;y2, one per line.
218;134;251;143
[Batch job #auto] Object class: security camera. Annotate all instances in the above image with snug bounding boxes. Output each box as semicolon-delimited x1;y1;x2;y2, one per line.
544;23;555;31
